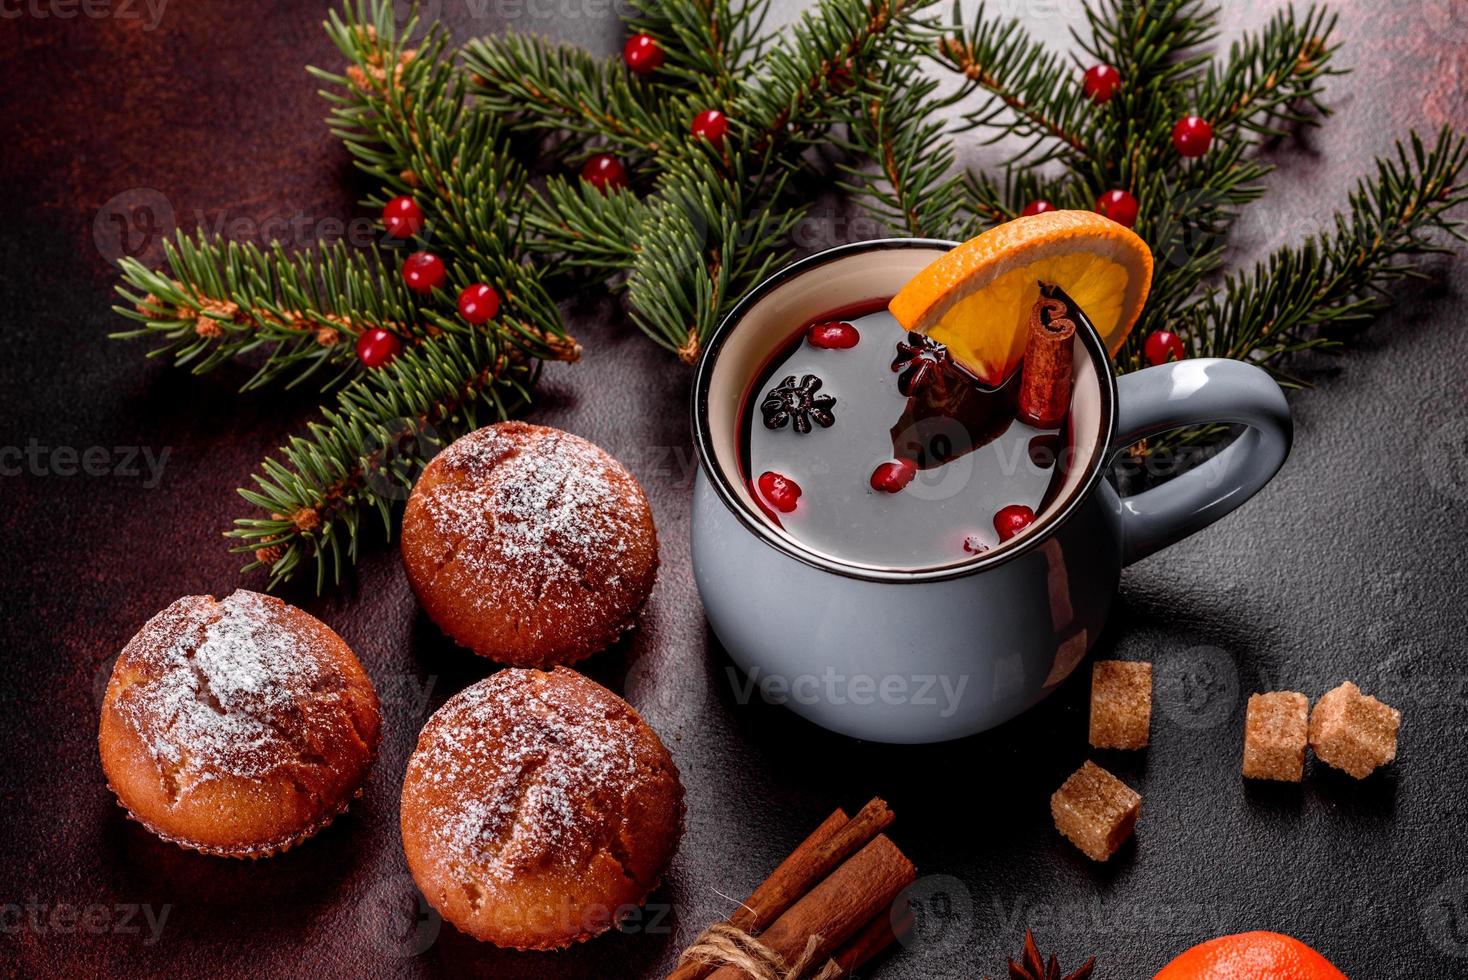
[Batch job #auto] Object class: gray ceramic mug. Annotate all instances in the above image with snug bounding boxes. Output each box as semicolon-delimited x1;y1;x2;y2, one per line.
691;239;1291;743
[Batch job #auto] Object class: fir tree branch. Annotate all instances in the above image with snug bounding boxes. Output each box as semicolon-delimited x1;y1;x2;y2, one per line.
462;31;681;158
1180;128;1468;375
625;149;803;362
228;328;539;591
626;0;771;100
834;58;967;238
525;177;647;278
736;0;933;154
933;0;1091;166
111;236;419;390
1199;4;1341;144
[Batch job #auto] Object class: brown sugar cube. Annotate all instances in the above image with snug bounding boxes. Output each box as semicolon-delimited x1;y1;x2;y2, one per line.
1050;760;1141;861
1089;660;1152;749
1308;681;1401;779
1242;691;1309;781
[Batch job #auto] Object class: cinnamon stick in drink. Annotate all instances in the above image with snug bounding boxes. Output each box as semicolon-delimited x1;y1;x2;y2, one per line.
1017;286;1076;429
666;798;895;980
703;834;917;980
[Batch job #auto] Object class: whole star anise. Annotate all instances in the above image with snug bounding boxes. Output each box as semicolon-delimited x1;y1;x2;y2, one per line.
993;929;1096;980
760;373;836;434
891;332;951;396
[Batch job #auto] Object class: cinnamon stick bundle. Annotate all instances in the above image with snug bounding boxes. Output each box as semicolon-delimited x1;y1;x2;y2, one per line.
703;835;914;980
1017;288;1076;429
669;798;910;980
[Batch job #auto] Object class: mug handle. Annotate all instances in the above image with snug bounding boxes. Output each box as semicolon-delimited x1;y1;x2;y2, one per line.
1107;358;1293;566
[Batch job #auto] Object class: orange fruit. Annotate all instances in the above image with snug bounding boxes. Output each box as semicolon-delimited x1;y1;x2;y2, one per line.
1154;931;1348;979
888;210;1152;386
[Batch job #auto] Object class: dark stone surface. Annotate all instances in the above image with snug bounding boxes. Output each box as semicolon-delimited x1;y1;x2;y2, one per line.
2;1;1466;977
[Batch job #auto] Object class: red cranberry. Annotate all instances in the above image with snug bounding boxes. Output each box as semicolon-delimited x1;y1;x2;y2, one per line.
1143;329;1186;365
580;153;627;192
402;252;446;294
870;459;918;494
691;109;729;145
381;195;423;239
1083;64;1121;103
994;504;1037;542
623;33;663;75
1021;200;1056;216
457;283;500;325
1095;189;1139;228
757;471;801;513
356;328;402;368
1172;115;1214;157
807;321;860;349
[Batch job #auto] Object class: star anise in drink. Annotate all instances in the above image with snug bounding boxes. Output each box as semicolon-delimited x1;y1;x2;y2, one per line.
760;373;836;434
891;332;951;396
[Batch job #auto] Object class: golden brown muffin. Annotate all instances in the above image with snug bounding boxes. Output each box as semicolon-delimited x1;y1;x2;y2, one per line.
98;590;381;858
400;422;659;667
400;667;683;949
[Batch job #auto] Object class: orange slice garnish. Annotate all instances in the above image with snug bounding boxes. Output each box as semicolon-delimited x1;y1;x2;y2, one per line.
889;210;1153;385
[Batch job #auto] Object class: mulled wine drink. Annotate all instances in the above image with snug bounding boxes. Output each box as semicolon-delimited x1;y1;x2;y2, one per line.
739;289;1081;570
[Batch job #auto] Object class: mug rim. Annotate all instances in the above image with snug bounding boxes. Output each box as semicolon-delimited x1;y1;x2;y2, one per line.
692;237;1120;583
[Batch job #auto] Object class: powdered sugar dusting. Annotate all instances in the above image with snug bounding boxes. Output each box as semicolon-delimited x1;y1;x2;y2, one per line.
420;426;642;619
406;670;651;887
112;591;340;787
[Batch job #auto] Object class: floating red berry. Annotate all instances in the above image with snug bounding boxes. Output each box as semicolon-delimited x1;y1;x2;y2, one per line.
381;195;424;239
691;109;729;145
1172;115;1214;157
402;252;446;294
1095;189;1139;228
356;328;402;369
1083;64;1121;104
1143;329;1185;365
870;459;918;494
457;283;500;325
581;153;628;192
807;321;860;349
994;504;1037;542
623;33;663;75
1021;200;1056;217
757;471;802;513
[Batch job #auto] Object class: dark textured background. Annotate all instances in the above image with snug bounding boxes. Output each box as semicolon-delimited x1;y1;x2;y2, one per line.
4;1;1468;977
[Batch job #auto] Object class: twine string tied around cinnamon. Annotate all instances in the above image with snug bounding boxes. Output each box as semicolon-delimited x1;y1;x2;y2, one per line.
677;922;842;980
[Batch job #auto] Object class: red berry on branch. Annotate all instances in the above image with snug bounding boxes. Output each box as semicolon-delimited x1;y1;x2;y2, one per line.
1143;329;1185;365
402;252;446;294
757;471;802;513
1095;189;1139;228
457;283;500;325
994;504;1037;542
381;195;424;239
691;109;729;145
1172;115;1214;157
580;153;628;192
807;321;860;349
1021;200;1056;217
623;33;663;75
356;328;402;369
870;459;918;494
1082;64;1121;103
